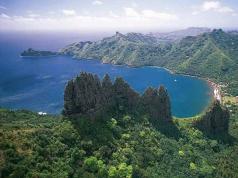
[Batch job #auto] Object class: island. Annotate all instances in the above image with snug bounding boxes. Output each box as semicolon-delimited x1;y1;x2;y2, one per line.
21;48;59;57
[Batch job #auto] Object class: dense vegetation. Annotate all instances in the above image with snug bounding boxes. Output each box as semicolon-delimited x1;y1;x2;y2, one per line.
21;48;58;57
63;73;171;124
0;102;237;177
1;73;237;178
60;29;238;95
194;100;229;134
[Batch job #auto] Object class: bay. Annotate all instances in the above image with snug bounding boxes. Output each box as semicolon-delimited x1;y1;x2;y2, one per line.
0;31;212;117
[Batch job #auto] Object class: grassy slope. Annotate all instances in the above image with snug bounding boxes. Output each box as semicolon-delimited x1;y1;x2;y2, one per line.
0;106;238;178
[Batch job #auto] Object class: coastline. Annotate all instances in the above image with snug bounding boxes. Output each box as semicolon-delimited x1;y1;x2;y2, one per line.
206;79;222;102
101;59;220;102
20;54;59;58
79;56;220;104
21;50;220;108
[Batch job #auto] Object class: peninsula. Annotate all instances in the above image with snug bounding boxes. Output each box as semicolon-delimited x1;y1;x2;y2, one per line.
21;48;59;57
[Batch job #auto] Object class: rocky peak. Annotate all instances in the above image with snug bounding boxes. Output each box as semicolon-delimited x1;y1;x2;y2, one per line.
114;31;126;39
142;86;172;125
194;100;229;134
63;72;172;126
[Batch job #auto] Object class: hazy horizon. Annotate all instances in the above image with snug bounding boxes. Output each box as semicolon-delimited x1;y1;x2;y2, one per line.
0;0;238;33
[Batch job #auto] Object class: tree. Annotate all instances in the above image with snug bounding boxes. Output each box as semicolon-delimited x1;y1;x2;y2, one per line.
194;100;229;134
157;86;172;122
108;163;133;178
113;77;139;115
102;74;114;112
141;86;172;126
63;79;76;115
63;73;172;125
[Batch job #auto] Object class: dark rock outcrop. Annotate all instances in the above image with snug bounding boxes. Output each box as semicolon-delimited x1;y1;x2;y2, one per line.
63;72;172;125
157;86;172;122
64;80;76;115
64;73;104;117
113;77;139;114
142;86;172;125
63;73;140;118
194;100;229;134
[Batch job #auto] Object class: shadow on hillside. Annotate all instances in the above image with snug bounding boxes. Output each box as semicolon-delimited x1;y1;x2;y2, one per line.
205;132;236;145
156;121;181;140
65;114;116;148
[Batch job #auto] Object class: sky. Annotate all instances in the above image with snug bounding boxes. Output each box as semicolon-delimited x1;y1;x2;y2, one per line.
0;0;238;32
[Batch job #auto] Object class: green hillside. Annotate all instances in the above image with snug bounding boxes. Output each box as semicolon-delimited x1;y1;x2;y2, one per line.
0;103;237;177
1;73;238;178
60;29;238;95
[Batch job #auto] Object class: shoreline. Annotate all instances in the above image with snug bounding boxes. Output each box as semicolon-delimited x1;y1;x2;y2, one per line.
206;79;222;102
100;59;219;102
20;51;220;110
20;54;59;58
67;55;219;105
78;56;220;104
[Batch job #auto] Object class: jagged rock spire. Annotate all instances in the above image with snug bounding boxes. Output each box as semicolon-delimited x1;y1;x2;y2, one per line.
102;74;113;106
63;73;172;127
113;77;139;113
63;72;103;116
141;86;172;125
63;79;76;115
194;100;229;134
157;86;172;122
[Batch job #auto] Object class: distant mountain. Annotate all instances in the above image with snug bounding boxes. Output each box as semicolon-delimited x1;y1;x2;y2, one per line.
228;30;238;35
60;29;238;95
149;27;211;42
60;32;161;65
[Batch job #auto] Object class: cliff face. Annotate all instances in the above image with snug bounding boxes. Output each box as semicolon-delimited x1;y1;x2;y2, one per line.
63;72;172;124
194;100;229;134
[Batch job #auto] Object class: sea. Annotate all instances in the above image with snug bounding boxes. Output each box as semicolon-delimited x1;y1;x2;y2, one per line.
0;31;212;118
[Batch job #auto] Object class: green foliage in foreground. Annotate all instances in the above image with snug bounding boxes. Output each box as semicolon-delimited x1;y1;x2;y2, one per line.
0;107;238;178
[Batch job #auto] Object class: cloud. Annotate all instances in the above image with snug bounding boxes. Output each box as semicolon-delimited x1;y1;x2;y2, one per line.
92;0;103;5
232;13;238;17
62;9;76;16
0;5;7;10
28;13;40;18
202;1;233;12
109;11;119;18
131;2;138;8
124;7;140;17
142;10;178;20
192;11;199;15
12;15;35;22
124;7;178;20
0;13;179;32
0;13;10;18
0;7;178;31
192;1;236;16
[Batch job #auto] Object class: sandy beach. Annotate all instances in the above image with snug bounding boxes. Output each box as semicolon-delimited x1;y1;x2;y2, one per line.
207;79;222;102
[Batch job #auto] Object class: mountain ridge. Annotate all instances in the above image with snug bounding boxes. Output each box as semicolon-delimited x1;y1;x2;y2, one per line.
148;27;212;42
60;29;238;95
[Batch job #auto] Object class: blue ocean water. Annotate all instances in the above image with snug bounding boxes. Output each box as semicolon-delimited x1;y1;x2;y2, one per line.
0;31;212;117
